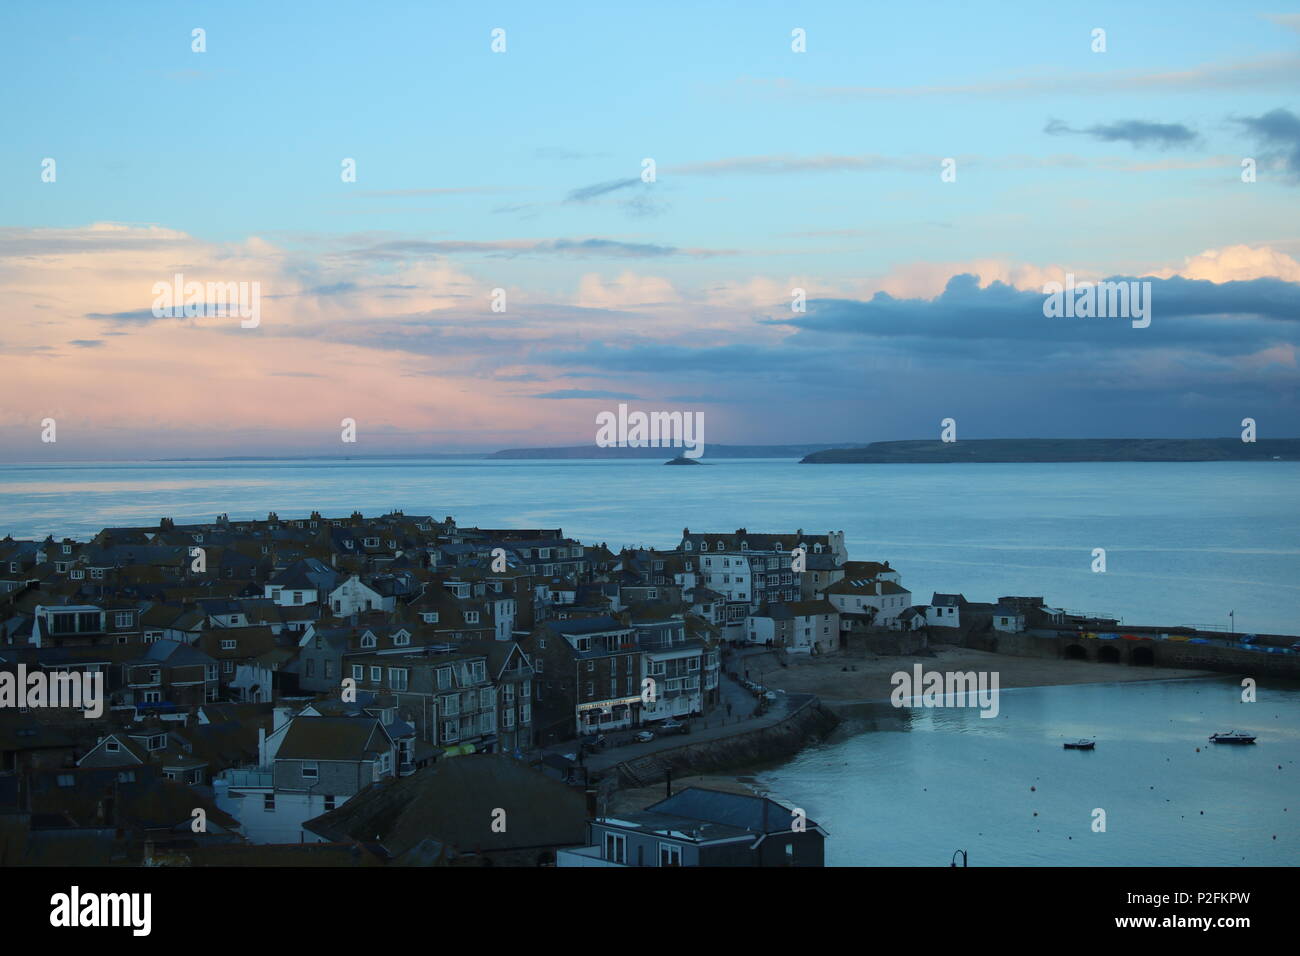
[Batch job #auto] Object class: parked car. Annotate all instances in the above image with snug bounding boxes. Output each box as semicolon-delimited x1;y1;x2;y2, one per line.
1239;634;1257;645
634;730;655;743
660;718;688;736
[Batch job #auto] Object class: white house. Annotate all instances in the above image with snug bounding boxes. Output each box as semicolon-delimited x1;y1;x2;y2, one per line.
328;575;392;617
927;593;965;628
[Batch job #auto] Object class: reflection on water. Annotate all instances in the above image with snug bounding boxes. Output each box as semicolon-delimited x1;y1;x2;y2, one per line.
756;678;1300;866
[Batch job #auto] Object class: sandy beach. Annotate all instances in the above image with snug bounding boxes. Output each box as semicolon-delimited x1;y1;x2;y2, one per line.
753;647;1221;704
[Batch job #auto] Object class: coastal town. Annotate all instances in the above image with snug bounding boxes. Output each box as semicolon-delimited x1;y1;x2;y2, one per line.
1;511;1294;867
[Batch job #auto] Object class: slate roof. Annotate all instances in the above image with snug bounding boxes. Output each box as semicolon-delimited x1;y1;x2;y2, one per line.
646;787;823;835
276;716;389;762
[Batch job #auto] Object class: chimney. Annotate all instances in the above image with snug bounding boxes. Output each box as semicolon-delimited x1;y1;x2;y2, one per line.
584;786;599;818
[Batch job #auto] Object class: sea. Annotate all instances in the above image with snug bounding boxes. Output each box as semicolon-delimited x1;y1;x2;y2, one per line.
3;456;1297;866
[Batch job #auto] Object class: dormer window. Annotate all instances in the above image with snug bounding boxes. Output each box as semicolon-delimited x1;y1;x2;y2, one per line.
716;541;725;551
62;544;72;554
740;541;748;551
465;611;479;624
364;537;379;548
421;612;439;624
684;541;693;551
193;534;203;543
361;633;377;648
700;542;708;552
393;632;410;646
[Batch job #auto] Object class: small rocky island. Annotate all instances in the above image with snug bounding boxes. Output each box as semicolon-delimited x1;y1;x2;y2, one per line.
665;455;704;465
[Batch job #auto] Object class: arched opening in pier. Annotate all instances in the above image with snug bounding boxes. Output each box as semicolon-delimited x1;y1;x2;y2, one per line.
1131;646;1155;666
1098;645;1121;664
1064;644;1088;661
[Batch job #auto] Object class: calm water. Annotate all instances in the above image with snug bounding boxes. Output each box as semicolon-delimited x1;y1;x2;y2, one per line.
756;677;1300;866
4;457;1297;865
1;457;1297;634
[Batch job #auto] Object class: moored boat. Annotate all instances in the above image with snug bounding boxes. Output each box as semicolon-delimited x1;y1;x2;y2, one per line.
1208;731;1256;744
1063;739;1095;750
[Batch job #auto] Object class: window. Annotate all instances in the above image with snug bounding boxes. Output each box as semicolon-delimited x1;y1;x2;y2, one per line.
117;771;135;783
421;612;439;624
361;633;377;648
264;794;275;811
465;611;479;624
436;667;452;690
302;761;319;779
105;740;120;753
604;832;627;864
352;665;364;681
70;569;84;580
57;774;75;787
223;660;234;674
393;632;410;646
324;795;336;811
586;660;595;672
221;639;236;650
389;668;409;691
371;666;382;682
660;843;683;866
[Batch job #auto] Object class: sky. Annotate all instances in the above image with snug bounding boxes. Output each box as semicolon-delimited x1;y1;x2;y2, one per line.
2;0;1299;459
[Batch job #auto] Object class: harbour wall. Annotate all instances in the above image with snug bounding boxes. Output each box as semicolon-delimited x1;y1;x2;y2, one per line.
977;630;1300;680
601;694;840;787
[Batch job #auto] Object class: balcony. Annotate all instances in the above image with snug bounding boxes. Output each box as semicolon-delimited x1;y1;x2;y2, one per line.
557;845;626;867
219;767;273;789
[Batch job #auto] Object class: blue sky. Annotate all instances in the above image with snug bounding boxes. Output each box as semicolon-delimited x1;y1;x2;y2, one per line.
2;1;1299;456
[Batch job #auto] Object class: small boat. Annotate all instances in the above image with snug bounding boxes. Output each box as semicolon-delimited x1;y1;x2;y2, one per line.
1208;731;1256;744
1063;739;1095;750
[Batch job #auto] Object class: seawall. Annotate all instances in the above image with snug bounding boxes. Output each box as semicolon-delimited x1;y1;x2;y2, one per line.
981;630;1300;680
601;695;840;788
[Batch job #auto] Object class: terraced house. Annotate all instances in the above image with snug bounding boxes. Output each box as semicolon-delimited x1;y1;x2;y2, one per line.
347;648;499;756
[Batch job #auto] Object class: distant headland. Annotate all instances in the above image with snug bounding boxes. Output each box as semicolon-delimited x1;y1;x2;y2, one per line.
800;438;1300;464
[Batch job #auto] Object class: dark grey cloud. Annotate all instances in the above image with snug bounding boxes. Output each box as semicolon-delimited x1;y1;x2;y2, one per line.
339;236;705;261
85;308;165;323
68;339;103;348
567;178;640;202
1234;107;1300;181
1045;118;1197;149
530;389;644;400
774;273;1300;352
565;178;667;219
